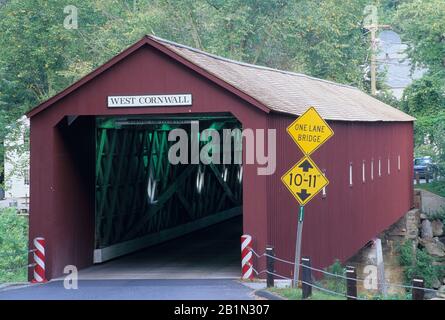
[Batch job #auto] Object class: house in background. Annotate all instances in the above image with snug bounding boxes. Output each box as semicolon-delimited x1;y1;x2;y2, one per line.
1;115;30;213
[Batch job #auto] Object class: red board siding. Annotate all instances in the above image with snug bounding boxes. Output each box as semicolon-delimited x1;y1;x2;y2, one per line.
267;113;413;277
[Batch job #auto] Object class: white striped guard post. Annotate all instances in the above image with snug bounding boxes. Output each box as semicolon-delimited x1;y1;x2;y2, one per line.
241;234;253;280
32;237;47;283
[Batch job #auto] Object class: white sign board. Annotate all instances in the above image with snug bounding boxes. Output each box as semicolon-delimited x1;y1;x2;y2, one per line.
107;94;192;108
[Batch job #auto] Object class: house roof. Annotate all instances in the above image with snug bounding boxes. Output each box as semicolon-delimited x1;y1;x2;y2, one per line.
27;35;415;122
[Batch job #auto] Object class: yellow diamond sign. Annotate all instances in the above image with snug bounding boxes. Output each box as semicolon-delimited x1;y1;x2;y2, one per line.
281;156;329;206
287;106;334;155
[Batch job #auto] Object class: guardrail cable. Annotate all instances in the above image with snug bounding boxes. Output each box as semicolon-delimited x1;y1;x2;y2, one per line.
299;279;366;300
1;263;36;273
248;248;439;294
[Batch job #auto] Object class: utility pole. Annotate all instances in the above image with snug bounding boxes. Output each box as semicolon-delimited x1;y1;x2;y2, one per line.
367;23;391;96
370;25;377;96
363;5;391;96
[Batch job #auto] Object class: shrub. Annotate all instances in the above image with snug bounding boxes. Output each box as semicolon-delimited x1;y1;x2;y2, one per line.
419;181;445;199
319;259;347;294
368;292;412;300
0;208;29;283
397;240;445;288
429;208;445;224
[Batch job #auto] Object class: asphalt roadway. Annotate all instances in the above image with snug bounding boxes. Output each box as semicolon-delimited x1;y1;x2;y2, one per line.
0;279;255;300
0;216;258;300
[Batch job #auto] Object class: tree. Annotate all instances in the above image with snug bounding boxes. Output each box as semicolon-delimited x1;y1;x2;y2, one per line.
391;0;445;173
402;76;445;117
0;0;107;172
394;0;445;77
68;0;376;90
0;0;377;110
0;209;29;283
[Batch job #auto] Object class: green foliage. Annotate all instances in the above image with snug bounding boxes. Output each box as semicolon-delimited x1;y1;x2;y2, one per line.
394;0;445;76
319;259;347;294
0;1;104;110
397;240;445;288
393;0;445;173
367;292;411;300
409;104;445;175
414;144;439;159
0;0;106;175
417;181;445;199
402;76;445;117
376;90;402;109
428;207;445;223
279;0;371;89
269;287;345;300
0;0;373;115
0;208;29;283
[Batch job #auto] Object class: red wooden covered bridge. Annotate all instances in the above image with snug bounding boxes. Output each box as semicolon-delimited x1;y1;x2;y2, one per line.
26;35;415;280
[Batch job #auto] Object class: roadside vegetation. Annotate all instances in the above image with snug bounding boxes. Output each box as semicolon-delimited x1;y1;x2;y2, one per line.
268;260;412;300
429;209;445;224
416;181;445;199
269;260;347;300
398;240;445;289
270;286;410;300
269;287;345;300
0;208;29;283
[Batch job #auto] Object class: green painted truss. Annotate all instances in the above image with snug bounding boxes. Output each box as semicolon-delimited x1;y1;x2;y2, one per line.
95;116;242;248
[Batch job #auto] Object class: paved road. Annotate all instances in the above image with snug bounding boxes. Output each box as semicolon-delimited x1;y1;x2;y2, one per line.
0;279;255;300
419;189;445;215
77;216;242;280
0;216;252;300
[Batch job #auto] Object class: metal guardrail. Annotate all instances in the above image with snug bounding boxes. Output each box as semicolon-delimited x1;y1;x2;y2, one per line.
248;247;439;300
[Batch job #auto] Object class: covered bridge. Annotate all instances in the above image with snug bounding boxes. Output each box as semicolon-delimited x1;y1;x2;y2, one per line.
27;35;415;280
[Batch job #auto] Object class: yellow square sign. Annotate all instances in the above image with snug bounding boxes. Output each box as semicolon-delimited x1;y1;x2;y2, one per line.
281;156;329;206
287;106;334;155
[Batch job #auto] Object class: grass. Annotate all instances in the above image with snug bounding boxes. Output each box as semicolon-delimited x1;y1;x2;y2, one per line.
416;180;445;198
361;293;412;300
269;287;412;300
429;208;445;223
268;258;412;301
269;287;346;300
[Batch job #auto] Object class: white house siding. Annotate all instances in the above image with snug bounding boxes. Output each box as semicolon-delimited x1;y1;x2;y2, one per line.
3;116;30;211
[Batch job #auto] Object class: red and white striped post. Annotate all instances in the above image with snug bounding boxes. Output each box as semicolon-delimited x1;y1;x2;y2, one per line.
241;234;254;280
32;237;47;283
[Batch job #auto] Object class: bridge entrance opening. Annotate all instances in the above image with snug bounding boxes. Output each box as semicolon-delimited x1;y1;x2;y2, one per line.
88;114;243;279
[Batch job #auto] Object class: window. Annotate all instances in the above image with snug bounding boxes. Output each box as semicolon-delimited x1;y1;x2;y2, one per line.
398;155;401;171
322;169;327;198
371;159;374;181
378;158;381;177
388;157;391;175
362;161;366;183
414;158;432;166
349;162;353;187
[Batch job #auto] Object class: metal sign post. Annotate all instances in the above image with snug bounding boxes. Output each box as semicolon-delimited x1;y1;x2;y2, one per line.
293;205;305;287
281;106;334;289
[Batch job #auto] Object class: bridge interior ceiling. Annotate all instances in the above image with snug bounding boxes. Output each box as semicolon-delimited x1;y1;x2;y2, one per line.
94;115;243;249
